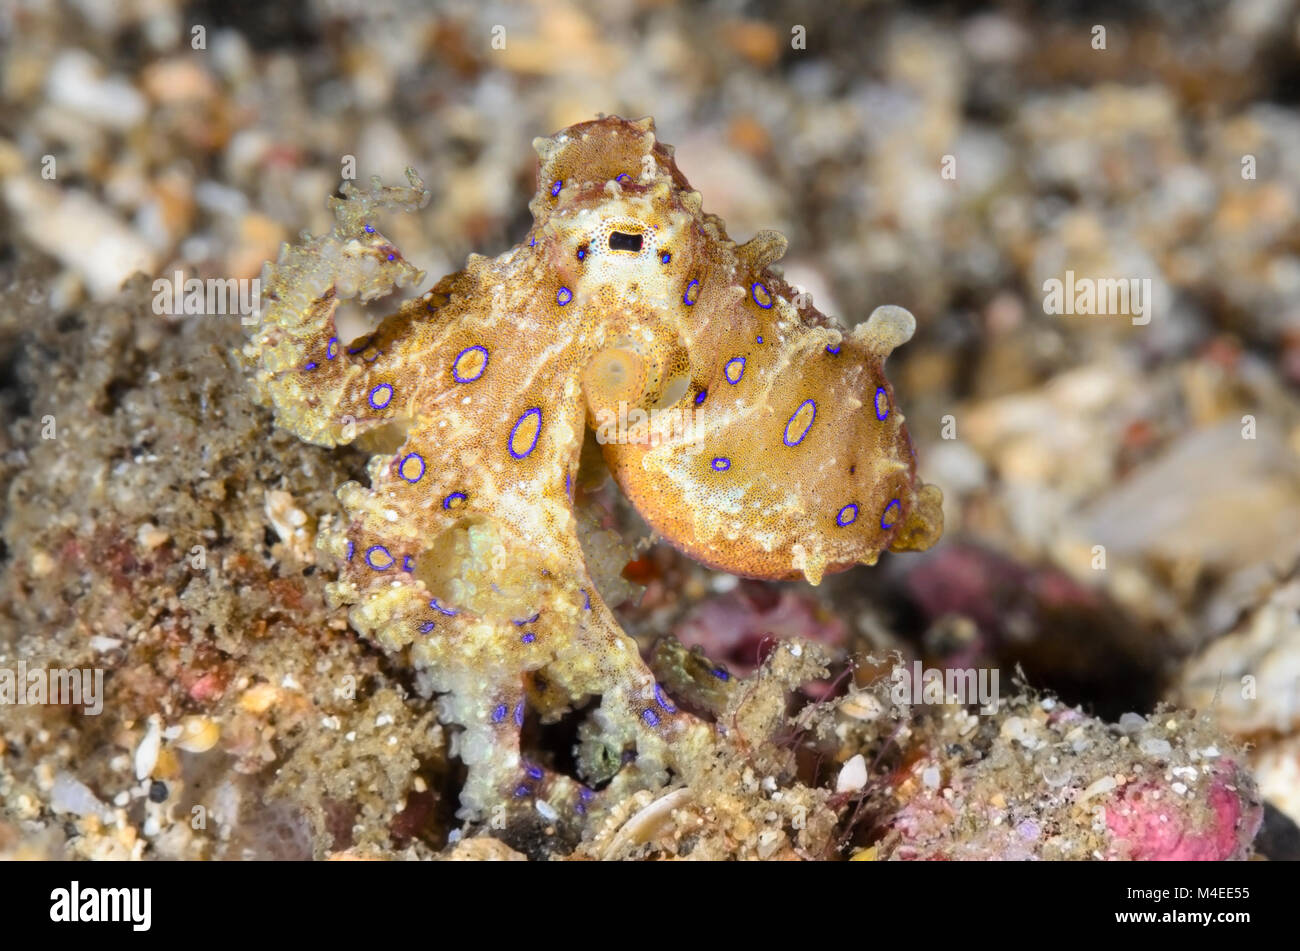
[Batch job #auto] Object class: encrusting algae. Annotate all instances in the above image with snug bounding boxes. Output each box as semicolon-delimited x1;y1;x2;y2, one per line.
244;116;942;827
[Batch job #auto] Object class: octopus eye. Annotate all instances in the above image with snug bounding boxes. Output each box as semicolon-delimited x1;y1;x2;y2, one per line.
609;231;643;252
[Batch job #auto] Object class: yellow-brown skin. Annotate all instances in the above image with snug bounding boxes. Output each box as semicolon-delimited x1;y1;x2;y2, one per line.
245;116;941;822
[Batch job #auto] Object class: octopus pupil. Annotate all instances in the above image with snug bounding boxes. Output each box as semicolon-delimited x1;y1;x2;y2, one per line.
609;231;643;252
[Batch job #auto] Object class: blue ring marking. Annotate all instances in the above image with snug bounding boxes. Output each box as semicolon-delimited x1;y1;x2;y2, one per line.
525;763;543;781
577;247;586;260
364;225;375;234
751;282;773;308
509;407;543;459
403;555;415;572
874;386;890;421
513;612;540;626
368;383;393;410
826;344;841;355
327;337;338;360
346;540;354;561
724;357;746;384
365;545;394;571
452;345;489;383
514;785;530;798
521;632;536;644
362;349;381;363
655;684;676;713
582;590;591;611
711;667;730;681
556;287;572;306
530;236;536;247
386;253;395;262
783;399;817;447
430;597;457;616
443;491;466;510
514;702;525;728
711;457;731;472
683;279;700;305
579;787;593;802
837;503;858;527
492;704;507;724
304;361;318;371
641;708;661;727
419;620;435;633
566;471;572;497
756;335;763;343
615;173;630;183
399;452;425;483
881;499;902;530
551;179;563;197
695;388;707;405
661;252;671;264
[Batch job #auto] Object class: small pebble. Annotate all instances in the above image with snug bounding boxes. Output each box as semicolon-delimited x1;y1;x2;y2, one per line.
836;754;868;793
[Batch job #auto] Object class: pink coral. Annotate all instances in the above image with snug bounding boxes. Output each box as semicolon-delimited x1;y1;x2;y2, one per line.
1104;763;1261;861
871;701;1261;861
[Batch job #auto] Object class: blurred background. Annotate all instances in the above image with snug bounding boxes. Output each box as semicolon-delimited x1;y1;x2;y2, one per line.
2;0;1300;851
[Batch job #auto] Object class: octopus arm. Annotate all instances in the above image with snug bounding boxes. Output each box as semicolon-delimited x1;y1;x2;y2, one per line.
245;171;435;447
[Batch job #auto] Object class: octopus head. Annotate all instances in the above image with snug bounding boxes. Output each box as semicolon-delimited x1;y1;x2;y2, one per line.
529;116;707;312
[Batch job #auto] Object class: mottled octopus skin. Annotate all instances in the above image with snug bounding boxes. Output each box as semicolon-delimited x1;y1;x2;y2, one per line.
246;116;942;820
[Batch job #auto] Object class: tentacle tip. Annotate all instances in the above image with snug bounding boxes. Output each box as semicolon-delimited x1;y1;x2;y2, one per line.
854;304;917;356
888;483;945;553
